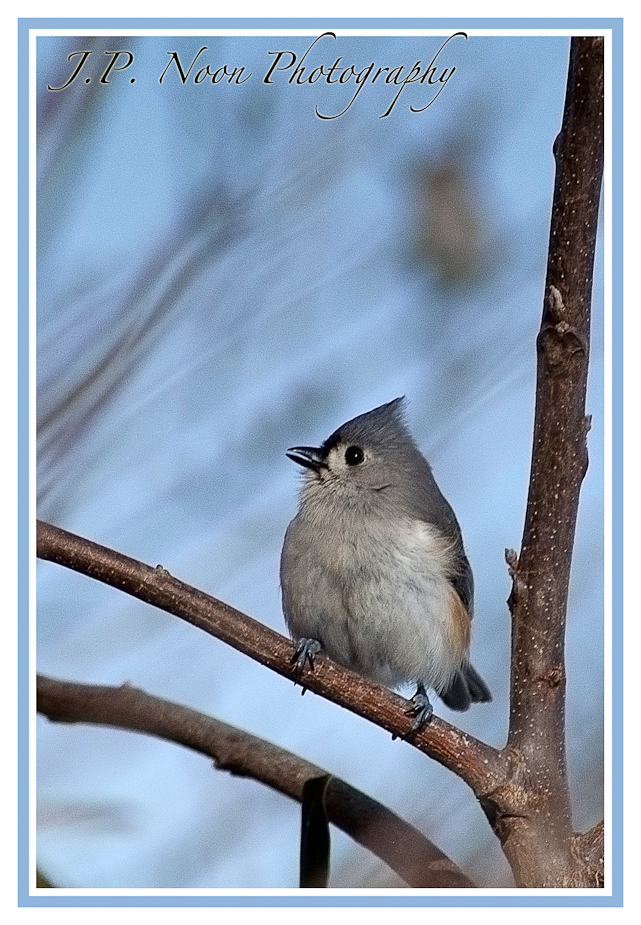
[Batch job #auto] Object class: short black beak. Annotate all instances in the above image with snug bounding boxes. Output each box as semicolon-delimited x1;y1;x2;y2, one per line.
286;446;327;472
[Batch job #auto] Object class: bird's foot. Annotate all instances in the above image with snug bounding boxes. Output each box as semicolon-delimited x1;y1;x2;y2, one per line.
291;638;322;679
404;683;434;736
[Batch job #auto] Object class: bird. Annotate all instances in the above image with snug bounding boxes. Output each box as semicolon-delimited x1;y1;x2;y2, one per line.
280;397;491;729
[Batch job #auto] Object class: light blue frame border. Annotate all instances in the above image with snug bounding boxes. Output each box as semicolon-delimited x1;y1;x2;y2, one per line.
18;16;623;908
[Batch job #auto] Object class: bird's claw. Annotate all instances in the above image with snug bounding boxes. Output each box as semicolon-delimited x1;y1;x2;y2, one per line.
291;638;321;677
404;684;434;737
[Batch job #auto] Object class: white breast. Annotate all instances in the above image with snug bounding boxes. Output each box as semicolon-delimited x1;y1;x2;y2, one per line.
333;518;467;693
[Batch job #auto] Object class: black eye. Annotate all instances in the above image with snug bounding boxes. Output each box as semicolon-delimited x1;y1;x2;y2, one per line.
344;446;364;466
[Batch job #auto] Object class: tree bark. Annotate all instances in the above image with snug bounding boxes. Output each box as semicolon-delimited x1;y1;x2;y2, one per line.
502;37;604;886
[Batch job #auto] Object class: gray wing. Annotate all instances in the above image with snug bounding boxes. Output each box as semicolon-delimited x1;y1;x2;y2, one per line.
407;452;489;708
406;453;474;616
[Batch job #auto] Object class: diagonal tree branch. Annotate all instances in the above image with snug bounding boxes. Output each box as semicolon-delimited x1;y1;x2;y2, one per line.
36;674;475;889
36;519;504;799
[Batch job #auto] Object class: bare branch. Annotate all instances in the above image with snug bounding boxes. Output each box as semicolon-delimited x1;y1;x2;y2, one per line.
504;37;604;886
37;520;503;799
37;674;475;888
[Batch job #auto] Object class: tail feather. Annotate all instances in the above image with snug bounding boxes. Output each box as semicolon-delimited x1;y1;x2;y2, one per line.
440;663;492;712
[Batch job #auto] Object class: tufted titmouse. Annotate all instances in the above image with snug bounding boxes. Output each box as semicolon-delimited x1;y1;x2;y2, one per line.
280;397;491;728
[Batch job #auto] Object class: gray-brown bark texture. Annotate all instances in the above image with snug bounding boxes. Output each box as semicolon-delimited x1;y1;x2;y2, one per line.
501;36;604;886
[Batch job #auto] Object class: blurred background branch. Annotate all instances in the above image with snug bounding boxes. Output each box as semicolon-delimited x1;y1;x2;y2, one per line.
36;674;475;889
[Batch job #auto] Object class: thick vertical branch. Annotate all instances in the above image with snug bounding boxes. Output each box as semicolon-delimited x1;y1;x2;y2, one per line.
503;38;604;886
